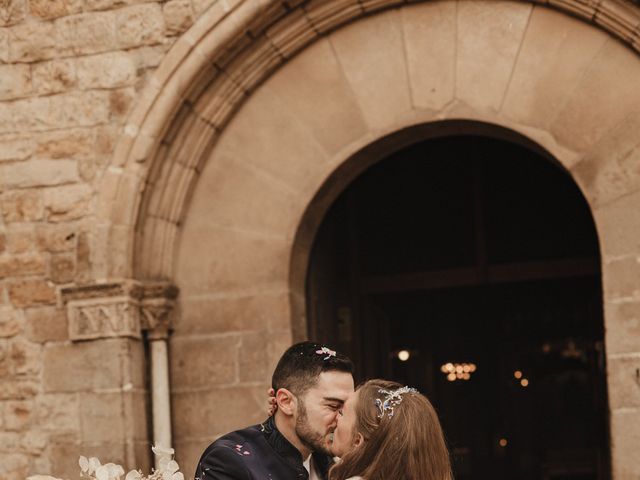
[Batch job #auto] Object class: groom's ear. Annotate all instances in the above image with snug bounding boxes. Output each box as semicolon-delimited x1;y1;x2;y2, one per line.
275;388;296;417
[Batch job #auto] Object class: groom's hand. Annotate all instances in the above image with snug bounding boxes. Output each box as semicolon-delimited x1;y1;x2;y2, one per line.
267;388;277;416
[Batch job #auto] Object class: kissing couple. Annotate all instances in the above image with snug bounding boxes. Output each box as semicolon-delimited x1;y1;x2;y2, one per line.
195;341;452;480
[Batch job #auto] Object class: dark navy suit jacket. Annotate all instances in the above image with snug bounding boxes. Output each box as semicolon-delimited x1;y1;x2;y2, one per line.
195;416;333;480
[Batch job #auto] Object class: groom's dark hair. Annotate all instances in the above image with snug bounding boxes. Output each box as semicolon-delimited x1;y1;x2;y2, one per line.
271;341;353;396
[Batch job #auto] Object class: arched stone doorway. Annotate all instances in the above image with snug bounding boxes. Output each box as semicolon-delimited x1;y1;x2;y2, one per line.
306;126;609;479
90;0;640;478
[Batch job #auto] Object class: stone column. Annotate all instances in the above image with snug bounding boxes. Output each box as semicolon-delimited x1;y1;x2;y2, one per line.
58;280;178;476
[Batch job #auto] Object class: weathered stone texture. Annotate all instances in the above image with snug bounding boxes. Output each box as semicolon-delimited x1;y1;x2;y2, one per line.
163;0;194;35
0;0;27;26
0;189;44;223
32;59;77;95
0;252;46;277
24;306;68;343
8;279;56;307
77;51;138;89
29;0;83;20
0;63;31;100
115;3;165;48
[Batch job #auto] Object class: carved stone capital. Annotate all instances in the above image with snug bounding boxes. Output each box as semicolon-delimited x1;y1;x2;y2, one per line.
61;281;179;342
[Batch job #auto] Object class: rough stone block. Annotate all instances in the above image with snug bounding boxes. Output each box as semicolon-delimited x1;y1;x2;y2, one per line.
4;399;34;430
502;6;608;129
605;300;640;355
175;226;289;294
8;280;57;308
185;152;302;236
35;222;78;252
0;133;35;161
49;253;75;283
0;378;39;400
108;87;135;118
55;11;117;56
401;1;455;110
42;339;130;392
36;128;95;160
0;306;23;338
0;0;27;27
44;433;86;479
455;0;532;111
29;0;83;19
265;37;367;155
172;386;266;440
0;159;79;189
209;85;328;194
10;338;42;375
20;429;47;454
163;0;194;35
175;291;290;335
25;306;68;343
5;225;35;253
551;38;640;153
610;408;640;479
603;256;640;300
44;183;92;222
0;63;31;100
593;190;640;258
238;332;272;383
116;3;165;49
0;27;7;62
0;252;47;277
0;190;44;223
607;355;640;409
76;51;137;89
32;58;77;95
571;111;640;208
8;20;58;62
0;453;28;480
170;335;238;390
79;392;125;442
329;9;412;130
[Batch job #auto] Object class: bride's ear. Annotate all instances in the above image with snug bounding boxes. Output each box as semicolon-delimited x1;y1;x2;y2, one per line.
353;432;364;448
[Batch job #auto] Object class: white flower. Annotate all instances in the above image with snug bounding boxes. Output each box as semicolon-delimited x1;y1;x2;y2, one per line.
151;445;175;458
125;470;142;480
89;457;102;475
79;456;90;473
95;463;125;480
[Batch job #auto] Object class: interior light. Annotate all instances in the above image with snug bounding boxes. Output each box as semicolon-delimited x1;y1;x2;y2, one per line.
441;362;477;381
397;350;410;362
520;378;529;387
499;438;508;447
514;370;523;379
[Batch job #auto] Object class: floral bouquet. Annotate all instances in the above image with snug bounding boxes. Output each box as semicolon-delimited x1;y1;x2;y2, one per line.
76;445;184;480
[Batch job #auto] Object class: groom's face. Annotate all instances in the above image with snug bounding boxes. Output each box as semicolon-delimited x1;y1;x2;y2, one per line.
294;370;354;455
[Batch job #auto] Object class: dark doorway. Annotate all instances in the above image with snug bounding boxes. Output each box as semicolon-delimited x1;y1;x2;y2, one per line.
306;134;610;480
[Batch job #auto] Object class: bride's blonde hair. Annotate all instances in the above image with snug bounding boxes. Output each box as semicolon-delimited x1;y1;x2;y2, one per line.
329;379;452;480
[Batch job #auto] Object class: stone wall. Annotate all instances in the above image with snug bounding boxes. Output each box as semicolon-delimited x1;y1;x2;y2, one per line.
1;0;640;479
0;0;210;478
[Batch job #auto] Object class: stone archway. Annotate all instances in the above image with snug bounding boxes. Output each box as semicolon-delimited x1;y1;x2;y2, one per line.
90;0;640;478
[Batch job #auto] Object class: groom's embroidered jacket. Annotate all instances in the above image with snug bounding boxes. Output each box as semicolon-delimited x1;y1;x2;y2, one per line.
195;416;333;480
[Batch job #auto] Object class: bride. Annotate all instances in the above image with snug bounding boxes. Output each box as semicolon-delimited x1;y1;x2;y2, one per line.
328;379;452;480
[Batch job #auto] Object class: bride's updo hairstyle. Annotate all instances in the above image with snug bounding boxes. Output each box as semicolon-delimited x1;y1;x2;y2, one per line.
329;379;452;480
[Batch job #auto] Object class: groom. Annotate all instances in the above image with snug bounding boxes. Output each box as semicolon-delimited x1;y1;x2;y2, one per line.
195;341;355;480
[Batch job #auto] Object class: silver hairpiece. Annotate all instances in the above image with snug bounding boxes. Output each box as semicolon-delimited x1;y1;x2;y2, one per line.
375;386;418;419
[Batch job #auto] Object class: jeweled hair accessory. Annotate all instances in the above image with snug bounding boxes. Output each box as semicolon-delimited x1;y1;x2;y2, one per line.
375;386;418;419
315;346;336;360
